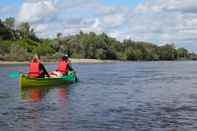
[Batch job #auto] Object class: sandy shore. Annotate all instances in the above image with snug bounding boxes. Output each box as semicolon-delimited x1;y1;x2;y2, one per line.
0;58;117;65
70;58;116;64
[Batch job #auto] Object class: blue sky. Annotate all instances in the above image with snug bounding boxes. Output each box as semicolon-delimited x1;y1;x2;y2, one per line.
0;0;197;52
101;0;144;7
0;0;21;6
0;0;143;8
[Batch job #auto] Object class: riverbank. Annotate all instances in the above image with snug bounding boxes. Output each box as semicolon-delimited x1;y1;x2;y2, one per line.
0;58;116;65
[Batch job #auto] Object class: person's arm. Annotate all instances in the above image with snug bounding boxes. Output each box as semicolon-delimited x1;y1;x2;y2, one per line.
68;64;73;71
40;64;50;77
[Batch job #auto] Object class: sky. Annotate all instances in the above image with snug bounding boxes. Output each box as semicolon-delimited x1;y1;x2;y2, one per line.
0;0;197;51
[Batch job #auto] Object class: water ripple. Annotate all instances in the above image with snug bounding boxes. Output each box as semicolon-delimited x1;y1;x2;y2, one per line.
1;62;197;131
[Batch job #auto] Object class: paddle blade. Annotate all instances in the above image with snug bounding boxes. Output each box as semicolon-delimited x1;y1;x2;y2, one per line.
8;72;21;79
75;76;79;82
72;71;79;82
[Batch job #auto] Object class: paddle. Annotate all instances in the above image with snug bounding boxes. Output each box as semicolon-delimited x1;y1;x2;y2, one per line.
8;71;22;79
69;62;79;82
73;71;79;82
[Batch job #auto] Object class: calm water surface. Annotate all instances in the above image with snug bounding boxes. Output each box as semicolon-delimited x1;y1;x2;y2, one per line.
1;61;197;131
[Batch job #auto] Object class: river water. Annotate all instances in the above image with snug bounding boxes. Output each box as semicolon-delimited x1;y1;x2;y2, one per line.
1;61;197;131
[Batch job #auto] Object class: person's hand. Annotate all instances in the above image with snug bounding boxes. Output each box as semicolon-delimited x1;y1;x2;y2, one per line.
45;74;50;78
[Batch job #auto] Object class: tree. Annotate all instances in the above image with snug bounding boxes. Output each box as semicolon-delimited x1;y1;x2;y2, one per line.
9;44;29;61
177;48;188;59
57;32;62;39
18;22;31;38
0;17;196;61
159;44;177;60
3;17;15;29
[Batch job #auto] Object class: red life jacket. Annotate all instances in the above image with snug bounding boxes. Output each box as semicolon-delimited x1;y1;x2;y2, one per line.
56;60;69;75
28;62;41;78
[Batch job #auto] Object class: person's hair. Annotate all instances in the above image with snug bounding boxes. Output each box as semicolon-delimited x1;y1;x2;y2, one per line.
32;54;40;63
61;56;68;61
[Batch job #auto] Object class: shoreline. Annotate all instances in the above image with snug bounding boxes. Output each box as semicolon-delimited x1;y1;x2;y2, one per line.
0;59;196;65
0;58;117;65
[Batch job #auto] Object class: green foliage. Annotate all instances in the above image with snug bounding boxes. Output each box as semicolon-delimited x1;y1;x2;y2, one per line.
9;44;30;61
32;43;55;56
3;17;15;28
18;22;30;36
0;27;14;40
177;48;188;59
0;40;12;55
0;17;196;61
159;44;177;60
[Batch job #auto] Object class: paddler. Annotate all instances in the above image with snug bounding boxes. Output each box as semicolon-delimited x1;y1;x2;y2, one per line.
28;54;50;78
50;54;73;78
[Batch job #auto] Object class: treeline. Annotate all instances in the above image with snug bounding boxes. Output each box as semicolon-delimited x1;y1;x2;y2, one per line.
0;17;197;61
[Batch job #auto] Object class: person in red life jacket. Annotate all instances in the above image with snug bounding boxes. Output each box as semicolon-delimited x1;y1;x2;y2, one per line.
50;54;73;78
28;55;50;78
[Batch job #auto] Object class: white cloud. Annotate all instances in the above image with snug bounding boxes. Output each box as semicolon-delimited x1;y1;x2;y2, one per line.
17;0;58;23
14;0;197;51
164;0;197;13
125;0;197;51
17;0;129;38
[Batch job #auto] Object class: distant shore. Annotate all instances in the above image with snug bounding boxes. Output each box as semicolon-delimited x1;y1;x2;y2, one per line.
0;58;117;65
1;59;196;65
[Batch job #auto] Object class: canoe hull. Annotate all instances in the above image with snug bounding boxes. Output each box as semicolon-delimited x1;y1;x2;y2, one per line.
20;71;77;88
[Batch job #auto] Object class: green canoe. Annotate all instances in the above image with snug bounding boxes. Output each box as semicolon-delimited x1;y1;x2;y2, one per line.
19;71;77;88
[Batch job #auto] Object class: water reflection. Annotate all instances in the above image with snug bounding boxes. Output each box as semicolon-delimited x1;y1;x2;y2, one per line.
20;86;70;104
58;87;69;108
18;86;71;130
20;87;49;102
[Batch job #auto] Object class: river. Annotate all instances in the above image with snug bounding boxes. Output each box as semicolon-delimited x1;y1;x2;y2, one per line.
1;61;197;131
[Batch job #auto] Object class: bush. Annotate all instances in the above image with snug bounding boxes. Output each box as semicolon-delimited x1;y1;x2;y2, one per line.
9;44;30;61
